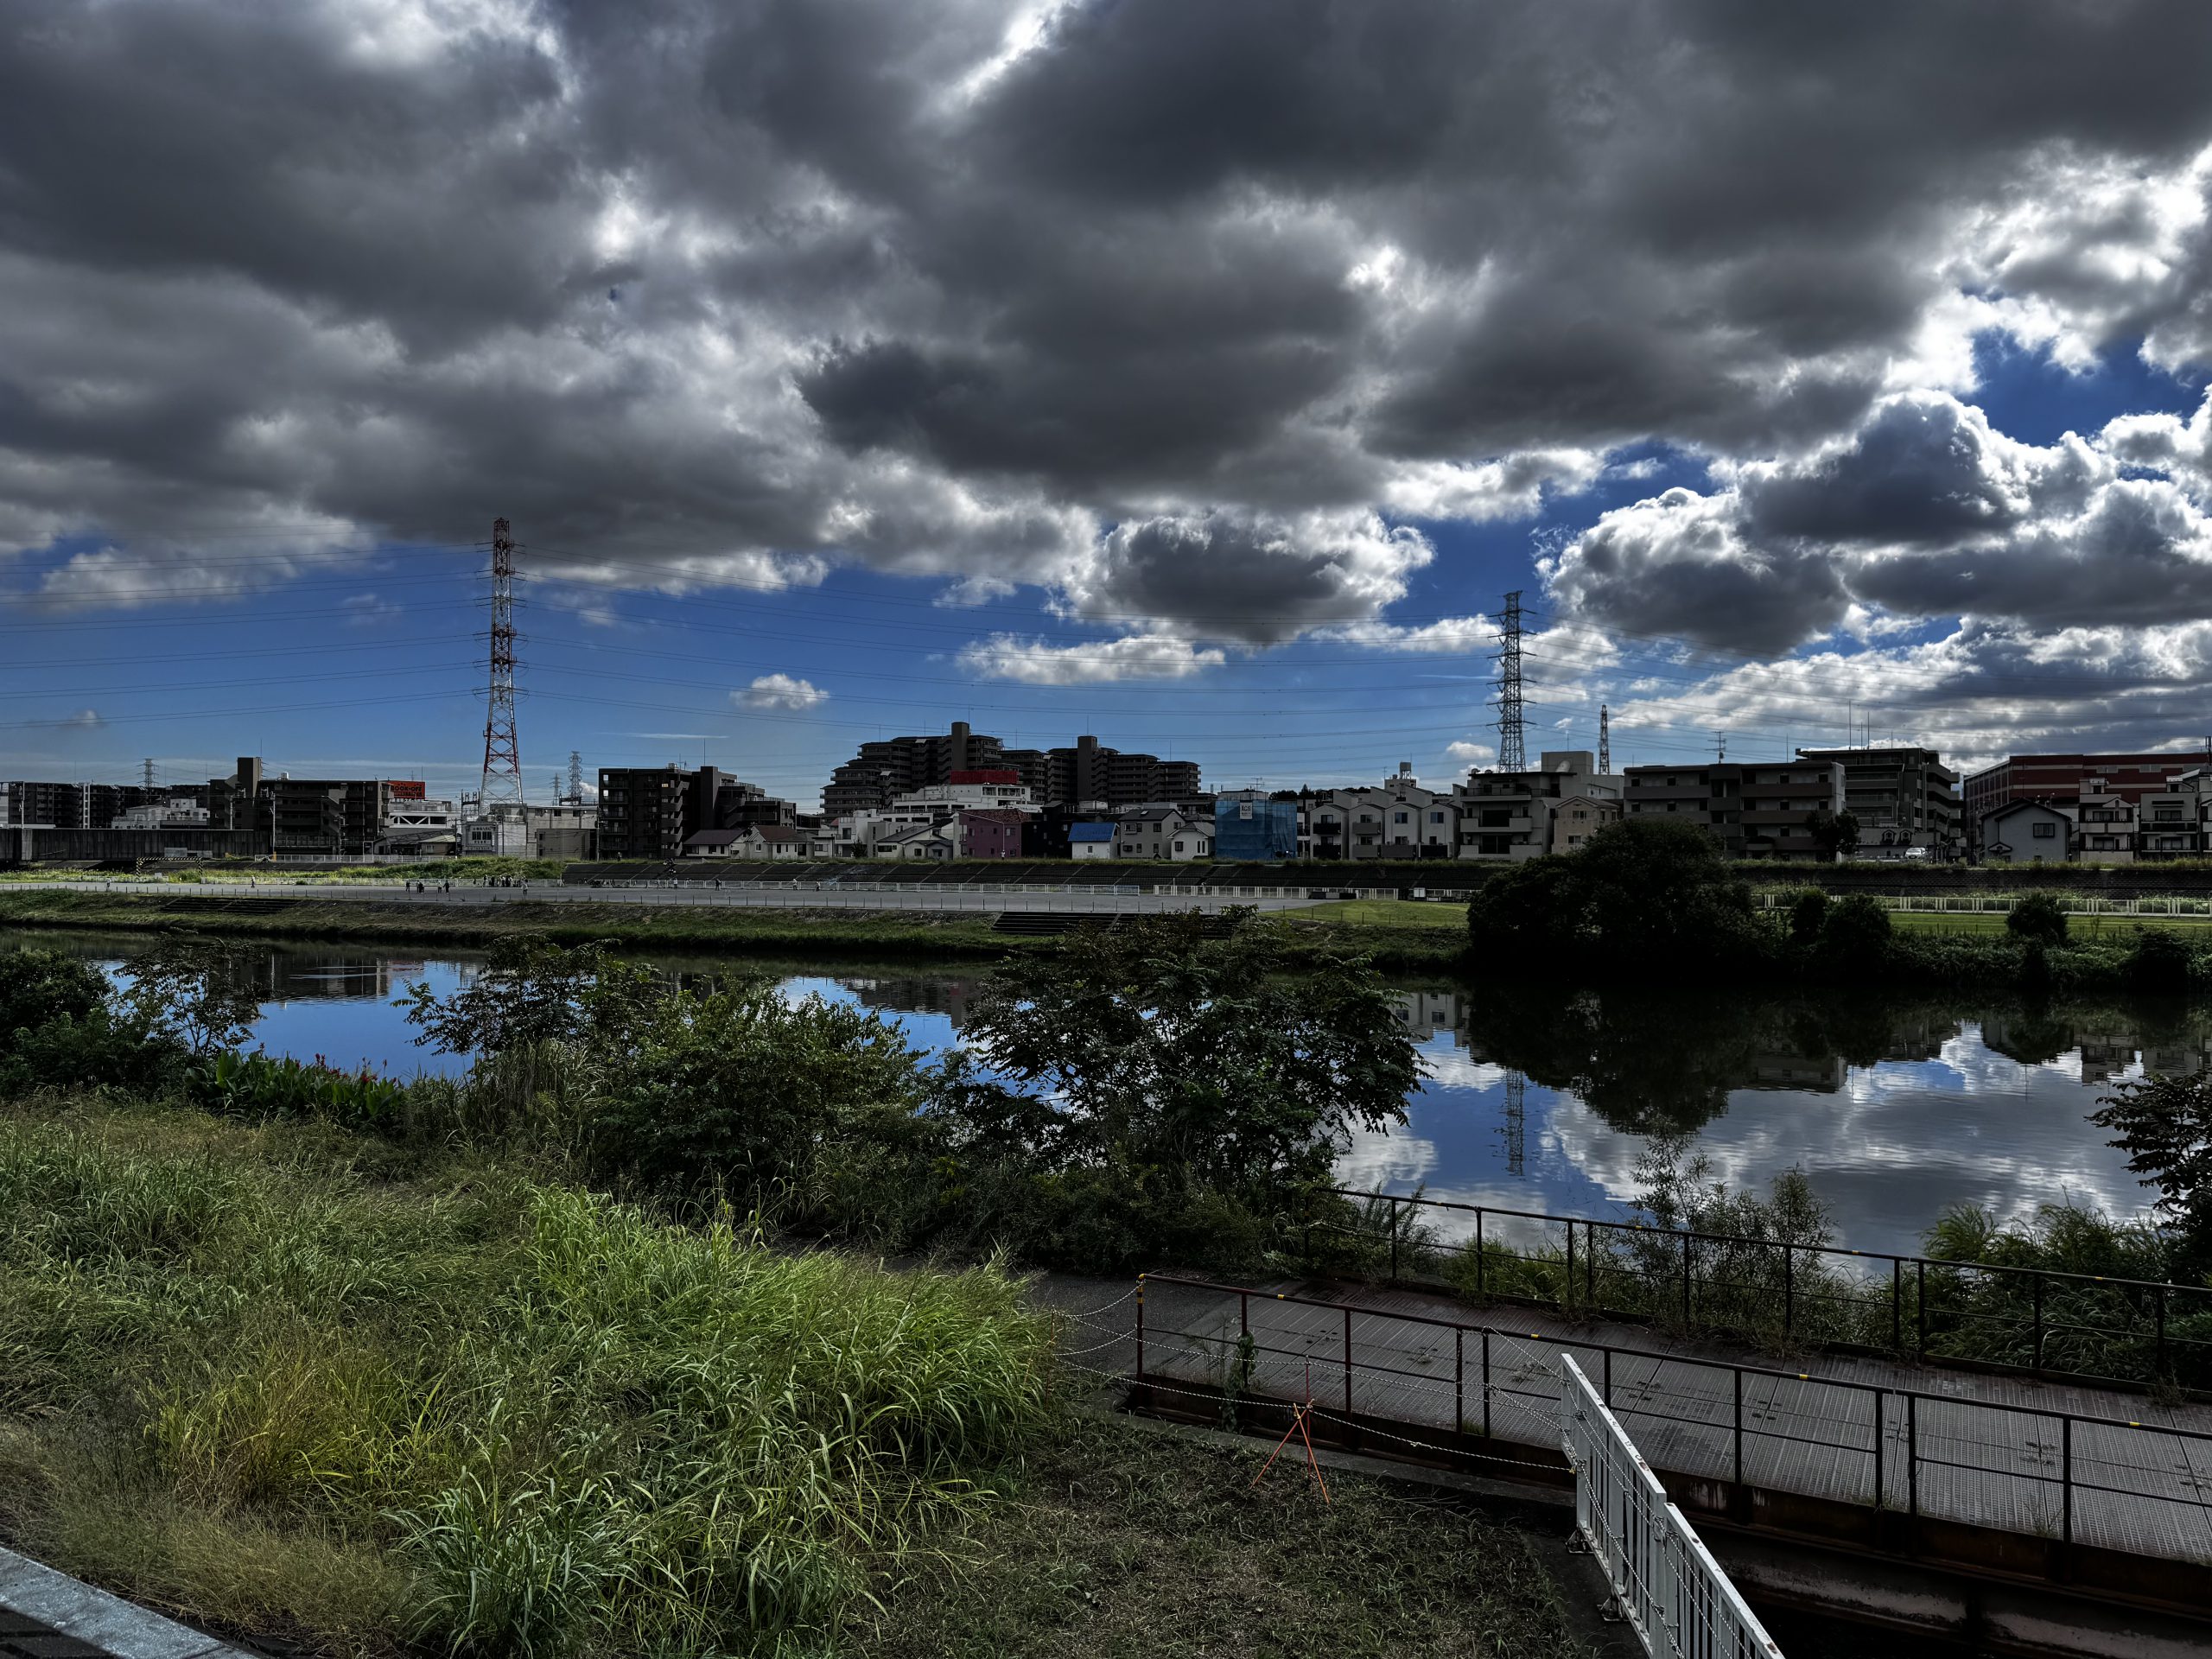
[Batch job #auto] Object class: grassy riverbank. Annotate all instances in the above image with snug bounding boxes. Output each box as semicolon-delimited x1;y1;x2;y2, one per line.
0;889;1477;970
0;1096;1583;1659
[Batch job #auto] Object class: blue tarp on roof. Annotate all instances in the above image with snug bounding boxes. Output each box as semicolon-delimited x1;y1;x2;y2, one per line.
1068;821;1116;842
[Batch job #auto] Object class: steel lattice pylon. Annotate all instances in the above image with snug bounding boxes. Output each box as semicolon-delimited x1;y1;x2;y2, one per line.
1495;589;1526;773
479;518;526;813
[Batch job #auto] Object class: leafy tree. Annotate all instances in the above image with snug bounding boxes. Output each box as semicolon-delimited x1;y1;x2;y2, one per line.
2090;1070;2212;1276
1787;888;1830;945
0;948;108;1049
1469;816;1769;973
1815;893;1892;970
1807;809;1860;861
2006;892;2069;946
935;913;1420;1201
119;942;262;1058
584;982;926;1201
402;936;660;1058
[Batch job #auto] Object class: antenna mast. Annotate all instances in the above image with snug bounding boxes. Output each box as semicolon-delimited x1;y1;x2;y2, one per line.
479;518;526;816
1495;590;1526;772
1599;703;1610;774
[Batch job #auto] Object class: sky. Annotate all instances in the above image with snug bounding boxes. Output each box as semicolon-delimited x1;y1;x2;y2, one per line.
8;0;2212;809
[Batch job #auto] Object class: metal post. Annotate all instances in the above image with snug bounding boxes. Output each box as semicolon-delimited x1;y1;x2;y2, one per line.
1240;1290;1249;1342
1892;1257;1904;1351
2032;1274;2044;1375
1389;1196;1399;1282
1482;1328;1492;1439
1135;1277;1146;1380
1916;1260;1928;1359
1604;1346;1612;1406
1906;1393;1917;1517
1872;1389;1884;1510
1476;1208;1486;1297
1683;1232;1694;1327
1784;1244;1795;1339
2156;1283;2167;1379
2062;1415;2073;1547
1343;1306;1353;1416
1566;1222;1576;1313
1455;1329;1465;1433
1732;1368;1744;1491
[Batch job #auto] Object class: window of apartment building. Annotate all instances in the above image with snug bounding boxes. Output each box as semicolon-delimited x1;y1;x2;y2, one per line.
1394;811;1409;824
1666;801;1677;811
2032;822;2056;838
1429;810;1446;823
1481;809;1510;827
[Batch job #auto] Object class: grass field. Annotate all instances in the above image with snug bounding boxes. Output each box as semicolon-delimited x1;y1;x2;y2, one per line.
1885;908;2212;936
1289;898;1471;930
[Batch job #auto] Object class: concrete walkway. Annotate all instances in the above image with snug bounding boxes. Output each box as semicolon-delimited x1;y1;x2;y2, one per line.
1030;1269;2212;1567
0;1547;247;1659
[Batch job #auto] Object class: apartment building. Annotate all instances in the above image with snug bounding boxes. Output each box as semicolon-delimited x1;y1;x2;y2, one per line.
823;724;1198;812
2074;791;2138;865
1795;746;1961;855
1213;791;1299;860
1456;751;1622;860
1623;760;1846;859
1301;771;1459;859
1962;752;2209;853
1549;794;1621;852
2139;771;2212;860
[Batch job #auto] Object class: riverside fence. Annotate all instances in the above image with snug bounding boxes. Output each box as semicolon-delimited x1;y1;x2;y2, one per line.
1305;1188;2212;1393
1560;1355;1780;1659
1128;1274;2212;1608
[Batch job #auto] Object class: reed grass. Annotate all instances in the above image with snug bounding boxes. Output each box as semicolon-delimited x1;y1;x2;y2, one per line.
0;1098;1055;1657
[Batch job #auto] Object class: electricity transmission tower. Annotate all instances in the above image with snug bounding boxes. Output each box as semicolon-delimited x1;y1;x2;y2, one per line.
1599;703;1610;774
141;758;156;791
1495;590;1526;772
1500;1071;1526;1178
478;518;526;816
567;751;584;805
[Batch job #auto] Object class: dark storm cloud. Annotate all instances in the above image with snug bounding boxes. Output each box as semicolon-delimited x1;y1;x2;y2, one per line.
3;0;2212;664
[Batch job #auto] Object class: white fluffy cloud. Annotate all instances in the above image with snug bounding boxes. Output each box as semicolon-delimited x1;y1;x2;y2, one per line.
737;673;828;711
957;632;1228;684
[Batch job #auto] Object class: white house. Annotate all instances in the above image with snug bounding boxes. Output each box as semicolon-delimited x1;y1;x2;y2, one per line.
1069;821;1116;860
1113;805;1188;860
1979;799;2073;863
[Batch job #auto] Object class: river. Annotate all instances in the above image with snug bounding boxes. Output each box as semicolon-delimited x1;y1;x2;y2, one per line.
6;930;2195;1257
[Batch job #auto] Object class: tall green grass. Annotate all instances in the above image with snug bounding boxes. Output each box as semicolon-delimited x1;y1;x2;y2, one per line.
0;1102;1053;1657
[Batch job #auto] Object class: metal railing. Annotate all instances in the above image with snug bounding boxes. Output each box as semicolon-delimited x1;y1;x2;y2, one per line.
1308;1188;2212;1393
1560;1356;1780;1658
1130;1274;2212;1573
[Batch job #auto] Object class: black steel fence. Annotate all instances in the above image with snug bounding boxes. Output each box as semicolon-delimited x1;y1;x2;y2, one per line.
1300;1188;2212;1392
1132;1274;2212;1575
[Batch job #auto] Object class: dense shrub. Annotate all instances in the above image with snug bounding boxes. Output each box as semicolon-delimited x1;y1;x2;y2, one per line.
188;1051;408;1133
582;982;925;1203
1814;893;1892;970
2126;925;2197;993
1468;817;1772;974
2006;892;2069;946
0;948;108;1045
1787;887;1830;944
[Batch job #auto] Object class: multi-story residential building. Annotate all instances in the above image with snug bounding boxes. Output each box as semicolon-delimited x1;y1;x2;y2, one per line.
1213;791;1299;861
259;776;401;856
1795;747;1961;856
959;809;1027;859
823;723;1198;812
2073;791;2138;865
1301;771;1459;859
597;765;787;861
1623;760;1846;859
2139;771;2212;860
1548;794;1620;853
1456;752;1622;860
1962;751;2210;853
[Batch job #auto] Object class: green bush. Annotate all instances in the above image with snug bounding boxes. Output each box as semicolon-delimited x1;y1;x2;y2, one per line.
0;948;109;1047
1787;887;1830;944
1815;893;1892;969
188;1052;409;1134
2007;892;2069;946
582;982;925;1204
2126;925;2196;992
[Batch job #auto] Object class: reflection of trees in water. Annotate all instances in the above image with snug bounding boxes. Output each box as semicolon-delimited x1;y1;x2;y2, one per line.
1438;983;2212;1138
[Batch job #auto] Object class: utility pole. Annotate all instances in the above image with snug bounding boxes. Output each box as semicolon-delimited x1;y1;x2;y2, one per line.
1716;732;1727;762
1599;703;1611;774
1495;591;1526;772
478;518;526;817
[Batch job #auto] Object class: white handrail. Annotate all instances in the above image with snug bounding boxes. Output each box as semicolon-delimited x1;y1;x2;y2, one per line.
1560;1357;1781;1659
